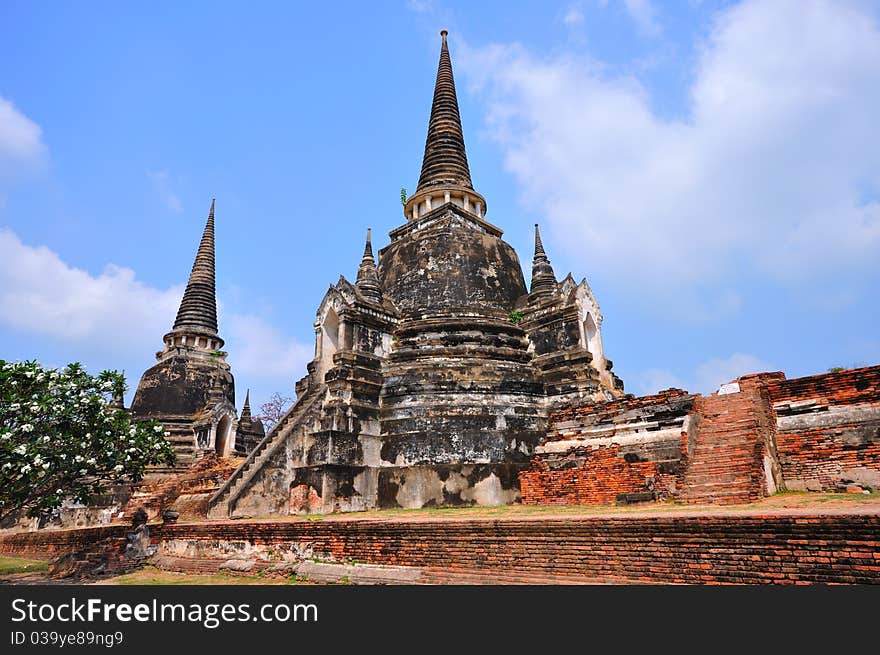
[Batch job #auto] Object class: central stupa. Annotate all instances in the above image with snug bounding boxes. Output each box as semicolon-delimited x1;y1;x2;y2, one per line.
208;31;623;518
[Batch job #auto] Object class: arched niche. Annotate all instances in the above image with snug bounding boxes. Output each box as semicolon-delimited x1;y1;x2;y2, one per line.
214;415;233;457
317;306;341;381
583;312;601;361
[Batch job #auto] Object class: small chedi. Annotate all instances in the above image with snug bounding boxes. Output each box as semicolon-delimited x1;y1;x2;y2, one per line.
130;200;261;468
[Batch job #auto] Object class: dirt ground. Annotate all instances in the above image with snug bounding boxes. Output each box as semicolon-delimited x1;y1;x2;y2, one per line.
200;490;880;524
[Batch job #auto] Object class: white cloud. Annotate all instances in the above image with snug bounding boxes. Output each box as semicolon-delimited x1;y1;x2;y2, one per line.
460;0;880;312
0;228;313;405
0;229;181;353
224;313;313;382
0;97;47;177
623;0;661;35
633;352;772;395
693;353;773;391
147;169;183;213
406;0;433;13
634;367;687;395
564;4;585;27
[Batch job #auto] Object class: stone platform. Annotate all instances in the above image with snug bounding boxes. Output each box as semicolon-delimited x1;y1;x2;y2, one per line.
3;505;878;584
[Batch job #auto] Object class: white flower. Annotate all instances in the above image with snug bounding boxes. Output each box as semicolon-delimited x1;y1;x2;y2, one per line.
30;404;40;412
14;444;26;455
41;462;50;470
79;468;88;475
153;425;163;433
20;424;33;433
24;370;34;378
87;457;96;465
85;433;91;438
41;436;50;443
20;464;31;473
113;464;124;472
10;403;20;411
33;455;43;465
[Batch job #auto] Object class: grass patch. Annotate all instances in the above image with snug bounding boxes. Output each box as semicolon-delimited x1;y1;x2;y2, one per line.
0;556;49;575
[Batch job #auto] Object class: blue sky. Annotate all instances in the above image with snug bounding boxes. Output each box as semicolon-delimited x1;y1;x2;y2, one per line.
1;0;878;412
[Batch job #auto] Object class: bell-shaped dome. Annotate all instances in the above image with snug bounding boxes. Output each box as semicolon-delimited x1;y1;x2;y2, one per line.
379;206;527;319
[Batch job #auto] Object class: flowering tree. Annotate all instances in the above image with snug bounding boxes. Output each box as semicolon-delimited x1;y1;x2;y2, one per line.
0;360;175;523
256;392;294;431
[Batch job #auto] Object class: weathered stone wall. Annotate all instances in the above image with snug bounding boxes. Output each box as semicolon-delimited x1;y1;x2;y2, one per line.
520;390;696;505
378;206;527;319
4;514;878;584
764;366;880;492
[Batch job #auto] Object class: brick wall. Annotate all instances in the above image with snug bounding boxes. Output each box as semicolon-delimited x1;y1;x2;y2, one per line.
763;366;880;491
520;446;679;505
521;366;880;505
0;524;128;560
521;390;694;505
764;366;880;406
2;515;878;584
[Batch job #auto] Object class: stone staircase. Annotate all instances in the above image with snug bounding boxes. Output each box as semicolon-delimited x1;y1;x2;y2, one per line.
207;385;326;519
680;391;767;505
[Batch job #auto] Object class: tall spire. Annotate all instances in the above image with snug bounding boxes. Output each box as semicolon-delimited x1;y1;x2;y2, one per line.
530;224;557;299
356;228;383;303
173;199;219;336
416;30;473;194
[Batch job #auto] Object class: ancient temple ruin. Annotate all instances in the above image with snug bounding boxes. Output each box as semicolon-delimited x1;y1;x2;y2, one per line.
130;200;243;468
207;31;623;518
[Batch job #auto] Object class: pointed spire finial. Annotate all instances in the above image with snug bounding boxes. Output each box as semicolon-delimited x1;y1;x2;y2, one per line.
362;227;374;261
356;227;383;303
530;223;557;299
240;389;252;422
172;199;219;337
534;223;546;256
415;30;473;194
